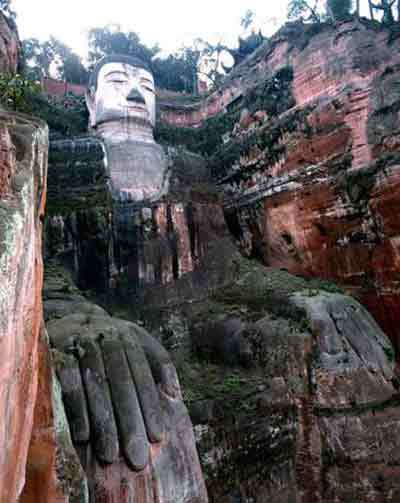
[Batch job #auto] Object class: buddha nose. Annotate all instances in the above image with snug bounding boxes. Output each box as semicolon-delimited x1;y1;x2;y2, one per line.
127;87;146;104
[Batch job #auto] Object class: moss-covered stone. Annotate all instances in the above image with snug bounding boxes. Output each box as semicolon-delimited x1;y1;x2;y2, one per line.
47;137;111;216
339;152;400;206
156;66;295;177
52;374;89;503
206;257;343;323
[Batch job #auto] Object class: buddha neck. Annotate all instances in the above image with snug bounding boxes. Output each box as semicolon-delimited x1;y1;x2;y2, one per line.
96;118;154;145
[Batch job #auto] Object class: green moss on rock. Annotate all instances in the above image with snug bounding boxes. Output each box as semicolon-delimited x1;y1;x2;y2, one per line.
208;258;343;323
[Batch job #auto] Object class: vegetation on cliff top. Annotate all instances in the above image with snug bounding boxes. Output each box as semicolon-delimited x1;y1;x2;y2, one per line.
0;0;15;22
288;0;400;23
3;1;400;139
156;66;296;177
0;73;40;112
19;15;265;94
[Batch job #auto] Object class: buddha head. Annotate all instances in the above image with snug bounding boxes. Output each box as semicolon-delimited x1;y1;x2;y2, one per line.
86;54;156;130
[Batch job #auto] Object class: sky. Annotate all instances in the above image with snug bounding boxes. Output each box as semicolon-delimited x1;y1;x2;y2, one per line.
12;0;289;58
12;0;372;60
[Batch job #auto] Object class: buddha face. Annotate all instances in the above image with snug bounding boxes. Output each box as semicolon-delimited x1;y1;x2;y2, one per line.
87;62;156;128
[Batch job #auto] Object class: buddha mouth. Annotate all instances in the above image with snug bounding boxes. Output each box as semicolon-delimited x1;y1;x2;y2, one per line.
126;103;147;113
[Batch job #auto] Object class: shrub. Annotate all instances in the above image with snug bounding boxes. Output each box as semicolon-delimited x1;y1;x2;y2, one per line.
327;0;353;19
0;73;40;112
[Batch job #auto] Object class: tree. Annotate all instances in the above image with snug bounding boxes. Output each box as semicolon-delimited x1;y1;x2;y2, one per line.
0;0;16;21
287;0;322;22
0;73;40;112
50;38;88;85
87;25;212;93
196;39;228;88
241;9;255;30
224;10;266;70
327;0;353;19
87;25;159;67
21;38;55;80
21;38;88;85
179;38;236;91
179;43;202;93
228;31;265;67
152;54;197;93
86;25;203;92
368;0;396;23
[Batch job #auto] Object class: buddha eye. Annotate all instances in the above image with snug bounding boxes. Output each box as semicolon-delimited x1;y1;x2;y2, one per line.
105;72;129;84
142;86;154;93
141;80;154;93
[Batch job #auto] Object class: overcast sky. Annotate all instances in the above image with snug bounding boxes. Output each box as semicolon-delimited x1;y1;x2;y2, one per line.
12;0;371;59
12;0;289;57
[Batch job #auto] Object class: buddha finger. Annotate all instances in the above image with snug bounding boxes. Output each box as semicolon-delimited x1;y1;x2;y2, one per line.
135;325;181;399
100;333;149;471
122;332;164;444
52;349;90;444
78;336;119;464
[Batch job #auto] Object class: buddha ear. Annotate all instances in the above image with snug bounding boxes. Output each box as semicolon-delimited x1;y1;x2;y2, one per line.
85;88;96;128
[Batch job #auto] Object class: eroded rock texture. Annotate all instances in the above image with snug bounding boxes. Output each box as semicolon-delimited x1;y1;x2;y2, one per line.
222;21;400;351
45;137;112;291
159;18;400;352
0;112;83;503
0;110;47;501
20;324;88;503
39;16;400;503
0;12;18;73
43;265;208;503
45;139;231;298
170;259;400;502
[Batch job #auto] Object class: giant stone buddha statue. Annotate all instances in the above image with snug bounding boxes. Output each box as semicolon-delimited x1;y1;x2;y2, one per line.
86;54;168;202
47;53;225;292
46;54;209;503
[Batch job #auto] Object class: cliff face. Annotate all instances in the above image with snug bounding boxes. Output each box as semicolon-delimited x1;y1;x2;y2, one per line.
44;137;222;502
160;18;400;352
186;261;400;502
40;264;207;503
0;110;48;501
124;247;400;503
45;139;232;299
0;111;80;503
0;12;18;73
5;14;400;503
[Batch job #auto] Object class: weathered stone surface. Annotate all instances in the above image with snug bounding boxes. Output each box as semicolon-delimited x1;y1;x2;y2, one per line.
86;56;166;202
292;291;395;410
0;110;47;502
46;137;110;214
39;16;400;503
45;266;208;503
192;316;253;367
161;18;400;351
104;139;168;201
45;137;113;290
174;259;400;502
0;112;86;503
46;141;230;298
0;12;18;74
20;326;88;503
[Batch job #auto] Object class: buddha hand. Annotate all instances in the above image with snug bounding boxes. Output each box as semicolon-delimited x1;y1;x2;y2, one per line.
49;314;181;470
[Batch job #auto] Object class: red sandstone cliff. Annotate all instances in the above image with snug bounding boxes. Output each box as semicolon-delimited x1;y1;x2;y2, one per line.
0;16;78;501
0;111;84;503
0;110;49;501
0;12;18;73
161;18;400;353
5;13;400;502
